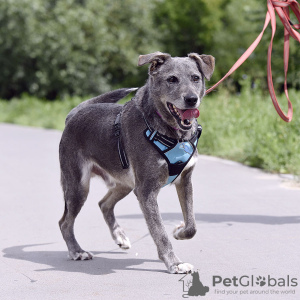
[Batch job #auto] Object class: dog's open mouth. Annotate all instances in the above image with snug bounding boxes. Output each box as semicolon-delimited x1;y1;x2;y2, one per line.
167;103;200;130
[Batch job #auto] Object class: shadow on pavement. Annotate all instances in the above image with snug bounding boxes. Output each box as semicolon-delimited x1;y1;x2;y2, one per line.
2;244;163;275
117;213;300;225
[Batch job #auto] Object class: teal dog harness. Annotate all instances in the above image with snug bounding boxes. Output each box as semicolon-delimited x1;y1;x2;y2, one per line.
143;118;202;186
114;113;202;187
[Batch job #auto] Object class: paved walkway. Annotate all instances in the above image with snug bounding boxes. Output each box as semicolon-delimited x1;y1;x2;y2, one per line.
0;123;299;300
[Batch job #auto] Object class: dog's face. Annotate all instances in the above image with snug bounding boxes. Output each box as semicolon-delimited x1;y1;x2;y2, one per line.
138;52;215;130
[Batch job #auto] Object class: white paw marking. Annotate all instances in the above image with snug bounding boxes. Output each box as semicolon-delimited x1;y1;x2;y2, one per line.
174;263;194;274
173;221;185;240
115;235;131;250
69;251;93;261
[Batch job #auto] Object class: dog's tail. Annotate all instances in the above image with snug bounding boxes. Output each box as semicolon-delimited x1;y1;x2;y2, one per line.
66;87;138;124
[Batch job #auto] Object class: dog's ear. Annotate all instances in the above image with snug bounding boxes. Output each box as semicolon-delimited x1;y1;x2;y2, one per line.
188;53;215;81
138;51;171;75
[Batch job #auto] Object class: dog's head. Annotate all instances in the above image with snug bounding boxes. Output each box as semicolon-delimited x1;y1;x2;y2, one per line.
138;52;215;131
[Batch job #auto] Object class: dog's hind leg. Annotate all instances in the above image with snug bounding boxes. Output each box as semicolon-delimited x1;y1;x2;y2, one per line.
99;183;132;249
59;159;93;260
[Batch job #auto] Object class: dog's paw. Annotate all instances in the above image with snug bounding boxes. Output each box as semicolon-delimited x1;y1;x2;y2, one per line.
115;235;131;250
173;221;185;240
69;251;93;261
113;228;131;250
170;263;194;274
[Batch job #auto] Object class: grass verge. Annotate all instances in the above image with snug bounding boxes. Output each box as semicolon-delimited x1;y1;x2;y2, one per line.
200;87;300;176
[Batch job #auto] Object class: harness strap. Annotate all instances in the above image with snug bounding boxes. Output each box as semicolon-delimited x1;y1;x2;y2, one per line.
143;115;202;144
114;109;202;184
144;120;202;184
114;113;129;169
206;0;300;123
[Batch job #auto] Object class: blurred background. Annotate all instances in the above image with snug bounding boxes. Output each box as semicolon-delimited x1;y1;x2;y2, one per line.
0;0;299;176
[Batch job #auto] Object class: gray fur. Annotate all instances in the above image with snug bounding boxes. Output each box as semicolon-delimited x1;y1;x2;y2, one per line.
66;88;138;123
59;52;215;273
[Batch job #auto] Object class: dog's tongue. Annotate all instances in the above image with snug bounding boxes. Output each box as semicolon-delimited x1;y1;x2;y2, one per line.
178;108;200;120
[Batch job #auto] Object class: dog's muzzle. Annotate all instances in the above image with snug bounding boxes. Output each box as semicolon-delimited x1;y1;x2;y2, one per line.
167;103;200;130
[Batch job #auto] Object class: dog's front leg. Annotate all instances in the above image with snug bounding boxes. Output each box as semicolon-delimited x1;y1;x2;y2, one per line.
135;185;193;274
173;166;197;240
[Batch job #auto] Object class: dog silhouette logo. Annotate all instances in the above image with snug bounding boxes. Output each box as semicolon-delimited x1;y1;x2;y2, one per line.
179;271;210;297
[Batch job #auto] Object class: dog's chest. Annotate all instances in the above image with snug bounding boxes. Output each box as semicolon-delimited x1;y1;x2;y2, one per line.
144;127;201;186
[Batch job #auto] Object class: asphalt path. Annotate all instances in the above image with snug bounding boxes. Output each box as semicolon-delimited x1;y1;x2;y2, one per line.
0;123;299;300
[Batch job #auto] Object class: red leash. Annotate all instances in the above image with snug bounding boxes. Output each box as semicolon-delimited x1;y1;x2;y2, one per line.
206;0;300;122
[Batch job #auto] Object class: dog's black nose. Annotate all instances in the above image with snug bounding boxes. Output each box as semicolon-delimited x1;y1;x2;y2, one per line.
184;95;198;106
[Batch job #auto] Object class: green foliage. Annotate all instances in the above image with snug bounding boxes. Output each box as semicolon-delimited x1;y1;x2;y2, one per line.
212;0;300;91
0;94;82;129
210;0;267;84
154;0;226;56
200;81;300;176
154;0;300;92
0;0;159;99
1;0;300;98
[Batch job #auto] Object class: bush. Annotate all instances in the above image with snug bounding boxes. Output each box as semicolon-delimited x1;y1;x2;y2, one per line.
154;0;300;92
0;0;159;99
200;82;300;176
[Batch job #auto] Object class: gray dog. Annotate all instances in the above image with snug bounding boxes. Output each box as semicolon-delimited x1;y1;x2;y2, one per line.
59;52;215;274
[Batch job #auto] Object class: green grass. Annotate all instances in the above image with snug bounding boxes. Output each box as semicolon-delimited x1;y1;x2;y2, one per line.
200;87;300;176
0;95;83;130
1;89;299;176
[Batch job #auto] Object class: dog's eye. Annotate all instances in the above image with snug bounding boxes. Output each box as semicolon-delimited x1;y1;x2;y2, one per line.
192;75;200;82
167;76;179;84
